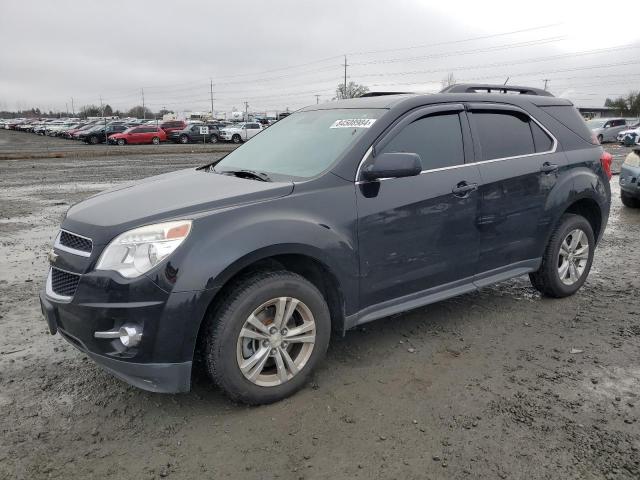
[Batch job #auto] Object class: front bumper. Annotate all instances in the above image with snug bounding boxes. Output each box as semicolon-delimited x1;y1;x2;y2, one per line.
40;264;214;393
41;292;191;392
620;164;640;198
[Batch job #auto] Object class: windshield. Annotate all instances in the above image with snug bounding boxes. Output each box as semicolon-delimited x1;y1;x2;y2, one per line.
215;108;383;179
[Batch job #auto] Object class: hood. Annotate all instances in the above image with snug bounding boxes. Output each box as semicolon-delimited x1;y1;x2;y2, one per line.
62;168;294;244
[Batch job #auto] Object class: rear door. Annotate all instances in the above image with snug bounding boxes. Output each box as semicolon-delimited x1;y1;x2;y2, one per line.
356;104;482;309
466;103;564;278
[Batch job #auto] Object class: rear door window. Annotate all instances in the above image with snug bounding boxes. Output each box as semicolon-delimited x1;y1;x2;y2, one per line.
530;121;554;152
380;112;465;170
470;110;535;160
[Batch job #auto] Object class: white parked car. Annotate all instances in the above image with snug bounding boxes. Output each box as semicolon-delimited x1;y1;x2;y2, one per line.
617;122;640;144
219;122;263;143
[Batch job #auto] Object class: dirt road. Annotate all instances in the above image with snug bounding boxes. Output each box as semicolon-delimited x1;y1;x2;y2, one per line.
1;132;639;479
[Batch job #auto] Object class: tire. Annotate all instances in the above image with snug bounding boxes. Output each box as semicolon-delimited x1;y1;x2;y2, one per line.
621;192;640;208
179;135;189;144
597;134;603;144
232;134;242;144
529;213;595;298
203;270;331;405
209;134;218;144
89;135;99;145
152;136;160;145
116;138;126;146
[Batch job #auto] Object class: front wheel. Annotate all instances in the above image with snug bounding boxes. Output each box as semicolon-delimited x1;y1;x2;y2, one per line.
203;270;331;405
116;138;126;146
89;135;99;145
597;134;604;144
529;214;595;298
232;134;242;144
151;136;160;145
179;135;189;144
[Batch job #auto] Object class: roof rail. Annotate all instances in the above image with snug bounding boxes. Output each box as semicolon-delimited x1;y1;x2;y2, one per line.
359;91;414;97
441;83;554;97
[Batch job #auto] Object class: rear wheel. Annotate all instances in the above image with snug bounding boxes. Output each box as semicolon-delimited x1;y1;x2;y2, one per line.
529;214;595;298
179;135;189;144
152;136;160;145
89;135;99;145
209;134;218;144
621;192;640;208
203;270;331;405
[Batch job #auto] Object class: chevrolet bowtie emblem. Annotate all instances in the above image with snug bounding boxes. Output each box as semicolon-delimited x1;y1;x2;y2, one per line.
47;249;59;264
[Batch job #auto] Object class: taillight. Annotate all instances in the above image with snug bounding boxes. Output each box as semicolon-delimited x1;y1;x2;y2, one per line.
600;151;612;180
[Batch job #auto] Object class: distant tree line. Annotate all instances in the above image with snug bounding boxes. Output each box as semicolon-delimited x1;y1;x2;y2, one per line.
604;91;640;117
0;105;174;119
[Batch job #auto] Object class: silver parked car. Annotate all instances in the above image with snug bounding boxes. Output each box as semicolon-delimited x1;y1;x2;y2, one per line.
587;118;628;143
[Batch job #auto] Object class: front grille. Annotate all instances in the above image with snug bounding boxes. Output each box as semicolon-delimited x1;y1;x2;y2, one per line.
51;268;80;297
59;230;92;253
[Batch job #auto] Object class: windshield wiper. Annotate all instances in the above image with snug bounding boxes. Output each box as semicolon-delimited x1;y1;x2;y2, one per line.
217;169;271;182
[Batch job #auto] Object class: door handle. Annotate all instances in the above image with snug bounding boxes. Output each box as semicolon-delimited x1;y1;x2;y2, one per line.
452;181;478;197
540;162;559;174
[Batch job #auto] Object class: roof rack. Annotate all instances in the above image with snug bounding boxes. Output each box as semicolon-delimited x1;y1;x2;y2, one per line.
441;83;553;97
359;91;414;97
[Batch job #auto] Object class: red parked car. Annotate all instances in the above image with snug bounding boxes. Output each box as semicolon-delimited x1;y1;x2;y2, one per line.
159;120;187;136
108;126;167;145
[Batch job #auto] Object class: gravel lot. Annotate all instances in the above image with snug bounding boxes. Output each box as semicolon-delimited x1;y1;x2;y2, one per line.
1;129;639;479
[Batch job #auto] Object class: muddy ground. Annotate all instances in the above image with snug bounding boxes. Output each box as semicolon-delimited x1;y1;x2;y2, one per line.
0;129;639;479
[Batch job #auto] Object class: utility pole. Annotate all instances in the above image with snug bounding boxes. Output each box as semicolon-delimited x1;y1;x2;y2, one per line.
503;77;510;85
244;101;249;122
343;55;349;99
141;88;145;119
315;94;320;104
210;79;215;120
543;79;550;91
65;102;68;116
70;97;75;116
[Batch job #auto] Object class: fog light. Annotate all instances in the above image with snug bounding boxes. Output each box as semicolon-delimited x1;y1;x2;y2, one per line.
119;325;142;347
94;324;142;347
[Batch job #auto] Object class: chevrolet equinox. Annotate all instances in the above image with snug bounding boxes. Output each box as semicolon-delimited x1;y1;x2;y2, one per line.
40;84;612;404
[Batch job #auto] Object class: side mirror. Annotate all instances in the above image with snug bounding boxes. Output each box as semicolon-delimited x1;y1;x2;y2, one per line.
361;152;422;181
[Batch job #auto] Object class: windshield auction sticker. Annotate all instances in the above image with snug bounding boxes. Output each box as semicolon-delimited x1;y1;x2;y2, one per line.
330;119;376;129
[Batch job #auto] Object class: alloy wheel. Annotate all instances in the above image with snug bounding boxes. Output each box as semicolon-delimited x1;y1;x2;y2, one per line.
557;228;589;286
236;297;316;387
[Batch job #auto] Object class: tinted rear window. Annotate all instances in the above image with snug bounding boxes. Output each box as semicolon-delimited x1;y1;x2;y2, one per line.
540;106;596;144
471;111;535;160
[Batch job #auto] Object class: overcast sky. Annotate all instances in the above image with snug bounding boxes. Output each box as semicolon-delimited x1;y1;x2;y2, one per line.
1;0;639;115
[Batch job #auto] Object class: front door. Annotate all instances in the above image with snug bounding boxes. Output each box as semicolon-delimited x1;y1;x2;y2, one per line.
466;103;565;275
356;105;481;310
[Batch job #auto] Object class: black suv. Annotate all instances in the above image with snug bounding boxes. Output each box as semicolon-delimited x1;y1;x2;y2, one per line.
40;84;611;404
168;124;221;144
80;123;128;144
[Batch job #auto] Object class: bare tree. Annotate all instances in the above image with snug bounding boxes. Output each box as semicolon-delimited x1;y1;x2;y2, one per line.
441;73;456;90
335;81;369;100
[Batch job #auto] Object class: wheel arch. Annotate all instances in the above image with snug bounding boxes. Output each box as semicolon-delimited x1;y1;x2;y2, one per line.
191;247;347;367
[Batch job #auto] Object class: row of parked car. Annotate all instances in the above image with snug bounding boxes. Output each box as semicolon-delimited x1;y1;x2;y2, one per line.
586;117;640;145
1;117;267;145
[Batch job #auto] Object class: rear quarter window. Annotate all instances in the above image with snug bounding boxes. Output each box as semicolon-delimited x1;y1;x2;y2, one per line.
539;106;596;144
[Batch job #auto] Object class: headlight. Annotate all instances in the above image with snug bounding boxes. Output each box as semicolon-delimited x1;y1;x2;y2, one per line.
96;220;192;278
624;152;640;167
